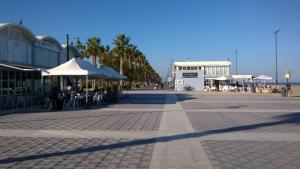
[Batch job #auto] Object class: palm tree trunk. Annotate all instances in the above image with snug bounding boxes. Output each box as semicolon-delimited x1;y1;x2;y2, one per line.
119;56;123;92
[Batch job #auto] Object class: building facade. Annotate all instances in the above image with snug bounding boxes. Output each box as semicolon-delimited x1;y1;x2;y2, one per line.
173;60;231;91
0;23;80;99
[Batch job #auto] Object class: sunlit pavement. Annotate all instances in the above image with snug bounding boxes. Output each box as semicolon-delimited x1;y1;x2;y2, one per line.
0;91;300;169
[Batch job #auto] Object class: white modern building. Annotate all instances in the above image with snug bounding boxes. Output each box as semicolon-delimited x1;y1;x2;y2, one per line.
173;60;231;91
0;23;80;98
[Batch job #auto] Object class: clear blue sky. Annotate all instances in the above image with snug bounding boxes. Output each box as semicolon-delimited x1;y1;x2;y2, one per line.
1;0;300;82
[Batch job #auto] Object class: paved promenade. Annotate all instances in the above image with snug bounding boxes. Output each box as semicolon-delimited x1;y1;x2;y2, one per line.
0;91;300;169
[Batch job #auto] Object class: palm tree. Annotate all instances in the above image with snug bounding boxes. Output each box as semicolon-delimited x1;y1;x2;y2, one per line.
99;45;111;66
86;37;102;66
86;37;103;89
112;34;131;90
112;34;131;76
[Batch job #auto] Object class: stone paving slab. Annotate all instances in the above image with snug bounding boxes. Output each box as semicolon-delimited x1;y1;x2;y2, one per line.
185;111;300;133
0;136;154;169
181;101;300;110
202;140;300;169
107;104;164;109
0;110;162;131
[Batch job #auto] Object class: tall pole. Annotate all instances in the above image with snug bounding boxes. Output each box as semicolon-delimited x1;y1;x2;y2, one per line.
235;50;238;75
274;29;280;84
66;34;70;61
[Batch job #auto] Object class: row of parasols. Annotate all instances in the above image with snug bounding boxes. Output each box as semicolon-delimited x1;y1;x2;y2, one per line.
206;74;272;81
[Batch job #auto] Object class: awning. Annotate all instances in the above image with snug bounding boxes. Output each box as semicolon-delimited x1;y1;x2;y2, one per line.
0;63;43;71
232;75;253;80
99;65;127;80
205;77;219;80
215;76;234;81
254;75;272;80
205;76;233;80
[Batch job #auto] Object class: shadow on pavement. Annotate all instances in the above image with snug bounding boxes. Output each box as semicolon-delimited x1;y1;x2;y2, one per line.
1;111;299;164
0;93;195;117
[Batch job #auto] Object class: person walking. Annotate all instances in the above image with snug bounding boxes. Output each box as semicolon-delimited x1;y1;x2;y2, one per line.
155;82;158;90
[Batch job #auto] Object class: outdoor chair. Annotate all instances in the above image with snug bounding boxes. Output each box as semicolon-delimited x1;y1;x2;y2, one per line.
210;86;216;92
223;85;229;92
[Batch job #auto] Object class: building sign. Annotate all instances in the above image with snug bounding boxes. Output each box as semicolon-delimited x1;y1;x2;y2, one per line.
182;72;198;78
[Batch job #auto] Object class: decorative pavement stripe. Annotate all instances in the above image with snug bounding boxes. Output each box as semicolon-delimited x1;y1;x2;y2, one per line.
0;129;158;139
149;94;214;169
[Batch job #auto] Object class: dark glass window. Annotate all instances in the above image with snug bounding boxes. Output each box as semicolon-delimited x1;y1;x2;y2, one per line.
22;72;27;93
182;72;198;78
8;71;15;95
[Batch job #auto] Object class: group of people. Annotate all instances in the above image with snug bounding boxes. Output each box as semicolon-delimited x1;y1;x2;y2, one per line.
49;85;118;111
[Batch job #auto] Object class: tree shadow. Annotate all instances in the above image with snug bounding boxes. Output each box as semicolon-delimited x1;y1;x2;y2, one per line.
0;112;299;164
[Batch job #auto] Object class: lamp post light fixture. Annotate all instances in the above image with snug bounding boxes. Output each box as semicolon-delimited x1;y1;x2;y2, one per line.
285;69;291;96
235;50;238;75
66;34;81;60
274;29;280;84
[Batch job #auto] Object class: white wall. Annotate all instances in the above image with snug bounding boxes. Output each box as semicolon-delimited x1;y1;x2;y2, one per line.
175;70;205;91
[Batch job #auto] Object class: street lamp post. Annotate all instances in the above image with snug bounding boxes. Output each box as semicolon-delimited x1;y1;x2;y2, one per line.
66;34;81;60
235;50;238;75
66;34;69;61
274;29;280;84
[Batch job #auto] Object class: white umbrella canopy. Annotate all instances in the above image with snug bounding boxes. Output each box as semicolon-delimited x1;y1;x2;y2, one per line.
254;75;272;80
232;75;253;80
215;76;233;81
42;58;111;78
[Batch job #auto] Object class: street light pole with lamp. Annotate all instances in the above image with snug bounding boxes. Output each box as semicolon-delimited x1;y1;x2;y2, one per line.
66;34;81;60
285;69;291;96
235;50;238;75
274;29;280;84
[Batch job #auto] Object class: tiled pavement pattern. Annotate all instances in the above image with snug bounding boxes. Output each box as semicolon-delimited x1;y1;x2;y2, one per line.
0;137;154;169
0;110;162;131
181;92;300;169
107;93;166;110
186;111;300;133
1;91;300;169
0;92;166;169
202;140;300;169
